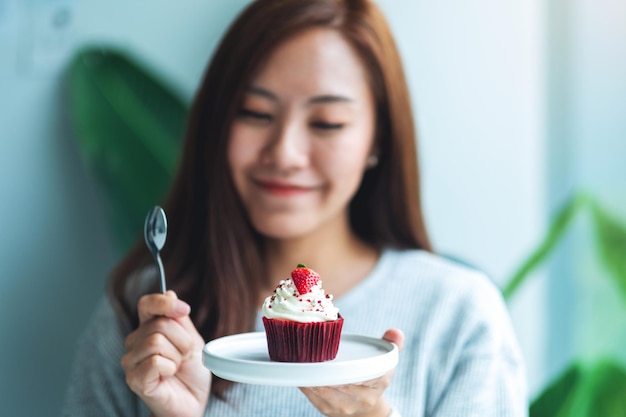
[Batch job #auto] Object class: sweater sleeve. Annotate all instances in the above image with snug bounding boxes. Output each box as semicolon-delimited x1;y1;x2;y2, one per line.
427;272;528;417
61;297;149;417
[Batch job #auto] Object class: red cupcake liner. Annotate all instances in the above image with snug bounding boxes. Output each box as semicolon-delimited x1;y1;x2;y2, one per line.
262;315;344;362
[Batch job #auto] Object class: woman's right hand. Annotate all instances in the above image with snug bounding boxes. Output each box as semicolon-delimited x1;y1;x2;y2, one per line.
121;290;211;417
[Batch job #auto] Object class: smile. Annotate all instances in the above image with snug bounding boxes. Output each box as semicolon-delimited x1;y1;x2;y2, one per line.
254;180;317;197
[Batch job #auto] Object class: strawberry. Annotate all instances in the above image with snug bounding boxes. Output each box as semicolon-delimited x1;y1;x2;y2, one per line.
291;263;320;295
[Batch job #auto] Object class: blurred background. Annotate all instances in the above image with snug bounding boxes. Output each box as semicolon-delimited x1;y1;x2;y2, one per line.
1;0;625;416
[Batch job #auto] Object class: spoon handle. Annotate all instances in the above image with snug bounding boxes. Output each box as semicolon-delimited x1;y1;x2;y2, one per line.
156;253;166;294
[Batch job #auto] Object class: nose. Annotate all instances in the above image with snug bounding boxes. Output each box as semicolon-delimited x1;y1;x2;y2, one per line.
261;119;309;173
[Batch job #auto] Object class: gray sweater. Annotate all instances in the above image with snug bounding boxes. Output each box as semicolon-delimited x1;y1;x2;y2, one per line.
62;249;528;416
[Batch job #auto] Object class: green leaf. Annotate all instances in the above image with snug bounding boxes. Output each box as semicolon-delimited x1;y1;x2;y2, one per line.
582;359;626;416
530;362;581;417
591;202;626;307
503;193;590;300
67;46;188;252
530;359;626;417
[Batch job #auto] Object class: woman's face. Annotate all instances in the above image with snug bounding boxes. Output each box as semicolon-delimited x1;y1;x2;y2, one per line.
228;28;376;240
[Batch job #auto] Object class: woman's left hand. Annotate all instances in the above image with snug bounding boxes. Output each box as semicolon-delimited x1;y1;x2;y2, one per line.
300;329;404;417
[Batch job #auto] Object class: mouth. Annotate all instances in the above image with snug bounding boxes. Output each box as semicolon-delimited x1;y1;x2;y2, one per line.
253;179;318;197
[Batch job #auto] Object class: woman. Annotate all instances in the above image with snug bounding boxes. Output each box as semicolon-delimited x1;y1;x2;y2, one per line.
63;0;527;416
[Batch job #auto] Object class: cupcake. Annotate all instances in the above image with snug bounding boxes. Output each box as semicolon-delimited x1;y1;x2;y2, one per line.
262;264;343;362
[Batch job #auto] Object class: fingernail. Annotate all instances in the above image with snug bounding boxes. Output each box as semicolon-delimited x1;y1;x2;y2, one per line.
174;300;191;315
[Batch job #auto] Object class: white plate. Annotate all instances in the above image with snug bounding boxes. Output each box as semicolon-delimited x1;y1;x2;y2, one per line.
203;332;398;387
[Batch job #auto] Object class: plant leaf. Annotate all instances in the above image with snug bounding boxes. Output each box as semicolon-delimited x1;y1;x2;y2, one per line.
67;46;188;252
529;362;581;417
503;193;590;300
591;202;626;307
582;359;626;416
530;359;626;417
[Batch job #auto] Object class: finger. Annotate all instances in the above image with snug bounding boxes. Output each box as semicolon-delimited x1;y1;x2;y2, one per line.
382;328;404;351
300;370;392;395
125;316;195;355
137;290;191;324
157;292;202;342
125;354;177;397
173;320;206;366
301;384;383;416
300;387;333;415
327;375;391;393
122;331;185;371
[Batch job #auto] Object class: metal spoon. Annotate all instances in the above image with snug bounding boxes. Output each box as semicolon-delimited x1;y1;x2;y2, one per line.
144;206;168;293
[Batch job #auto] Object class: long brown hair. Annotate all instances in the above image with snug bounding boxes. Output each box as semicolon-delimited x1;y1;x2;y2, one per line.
109;0;431;395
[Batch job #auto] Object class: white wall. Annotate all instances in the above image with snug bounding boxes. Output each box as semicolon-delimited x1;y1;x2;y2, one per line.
0;1;548;415
377;0;547;396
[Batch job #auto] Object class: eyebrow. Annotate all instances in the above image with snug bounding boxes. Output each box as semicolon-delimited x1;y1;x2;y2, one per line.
246;86;277;100
309;95;353;105
245;85;354;105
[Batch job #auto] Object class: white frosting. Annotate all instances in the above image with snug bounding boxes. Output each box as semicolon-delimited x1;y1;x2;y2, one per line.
262;278;339;323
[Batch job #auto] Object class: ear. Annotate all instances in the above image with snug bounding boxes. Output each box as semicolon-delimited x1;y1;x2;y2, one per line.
366;154;379;168
366;140;380;168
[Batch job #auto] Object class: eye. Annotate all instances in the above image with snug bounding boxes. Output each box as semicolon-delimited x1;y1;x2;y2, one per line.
238;108;273;122
310;121;345;130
